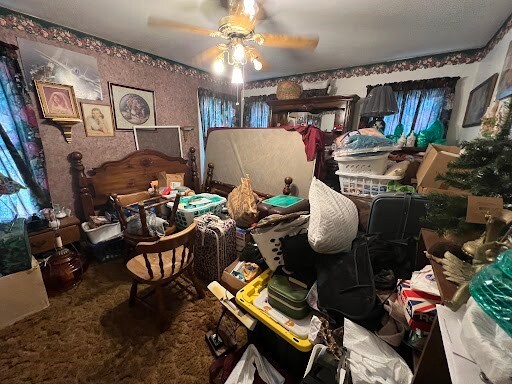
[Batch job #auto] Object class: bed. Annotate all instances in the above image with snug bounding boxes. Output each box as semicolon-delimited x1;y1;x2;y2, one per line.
69;147;200;220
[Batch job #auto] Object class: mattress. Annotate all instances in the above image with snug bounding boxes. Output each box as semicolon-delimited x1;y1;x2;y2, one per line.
205;128;315;198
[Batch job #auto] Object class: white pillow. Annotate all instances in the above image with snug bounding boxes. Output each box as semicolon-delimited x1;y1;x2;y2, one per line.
308;177;358;254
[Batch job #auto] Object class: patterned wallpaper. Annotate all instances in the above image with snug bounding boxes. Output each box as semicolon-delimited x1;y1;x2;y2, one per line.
245;14;512;89
0;24;229;215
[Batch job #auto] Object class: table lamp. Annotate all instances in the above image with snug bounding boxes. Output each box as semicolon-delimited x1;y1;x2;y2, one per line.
360;85;398;132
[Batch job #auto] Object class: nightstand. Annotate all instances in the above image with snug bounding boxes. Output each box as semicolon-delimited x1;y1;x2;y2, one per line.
28;216;81;255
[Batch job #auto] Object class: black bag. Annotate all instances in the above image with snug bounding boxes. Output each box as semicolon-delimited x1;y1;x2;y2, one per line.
280;230;318;271
316;236;385;331
367;192;427;240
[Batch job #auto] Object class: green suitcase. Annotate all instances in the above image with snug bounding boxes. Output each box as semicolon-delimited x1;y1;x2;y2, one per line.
268;273;310;319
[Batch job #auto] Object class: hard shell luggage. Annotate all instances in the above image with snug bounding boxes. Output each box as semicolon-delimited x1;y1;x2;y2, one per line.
367;192;427;240
194;214;237;283
268;272;310;320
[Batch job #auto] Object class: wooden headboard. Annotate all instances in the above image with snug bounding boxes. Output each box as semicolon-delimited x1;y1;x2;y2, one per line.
69;147;199;220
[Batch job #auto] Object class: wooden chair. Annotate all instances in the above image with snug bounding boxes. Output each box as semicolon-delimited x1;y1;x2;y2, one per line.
111;192;180;258
126;222;204;332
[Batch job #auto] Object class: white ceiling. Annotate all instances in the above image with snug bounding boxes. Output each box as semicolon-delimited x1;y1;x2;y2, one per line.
1;0;511;81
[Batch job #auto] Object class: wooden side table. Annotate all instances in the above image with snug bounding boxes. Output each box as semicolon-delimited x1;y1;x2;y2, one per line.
412;228;458;384
28;216;81;255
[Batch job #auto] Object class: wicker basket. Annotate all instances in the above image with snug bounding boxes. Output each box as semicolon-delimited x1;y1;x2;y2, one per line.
276;81;302;100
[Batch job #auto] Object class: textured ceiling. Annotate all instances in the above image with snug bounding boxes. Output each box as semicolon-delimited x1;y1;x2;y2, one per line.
1;0;511;81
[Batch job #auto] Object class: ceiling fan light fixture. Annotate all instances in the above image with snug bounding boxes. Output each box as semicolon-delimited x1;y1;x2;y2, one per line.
243;0;258;19
212;58;225;74
252;57;262;71
232;43;246;62
231;65;244;84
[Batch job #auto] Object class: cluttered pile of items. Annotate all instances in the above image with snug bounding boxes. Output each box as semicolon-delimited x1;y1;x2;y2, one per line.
333;128;413;197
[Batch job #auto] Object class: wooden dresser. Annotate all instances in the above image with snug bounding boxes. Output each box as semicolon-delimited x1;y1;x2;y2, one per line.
267;95;360;130
28;216;81;255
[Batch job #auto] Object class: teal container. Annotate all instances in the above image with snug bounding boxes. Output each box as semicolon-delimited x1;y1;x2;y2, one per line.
469;249;512;337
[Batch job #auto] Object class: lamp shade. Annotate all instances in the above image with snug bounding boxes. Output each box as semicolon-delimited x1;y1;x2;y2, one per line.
360;85;398;117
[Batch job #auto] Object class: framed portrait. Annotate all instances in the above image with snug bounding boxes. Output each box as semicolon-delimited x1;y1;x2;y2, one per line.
34;80;80;119
496;40;512;100
108;83;156;130
80;102;115;137
462;74;498;128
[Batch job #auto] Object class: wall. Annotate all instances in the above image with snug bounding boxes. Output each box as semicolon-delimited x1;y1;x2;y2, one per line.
243;63;479;145
460;29;512;141
0;27;228;215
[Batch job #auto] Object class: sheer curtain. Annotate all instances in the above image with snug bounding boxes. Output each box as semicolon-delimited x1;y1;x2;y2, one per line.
198;88;239;141
368;77;459;137
243;95;276;127
0;42;50;220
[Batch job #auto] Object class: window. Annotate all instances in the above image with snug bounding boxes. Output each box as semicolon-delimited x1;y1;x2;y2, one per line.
365;77;459;138
383;88;445;136
0;43;50;221
243;95;276;127
198;88;239;140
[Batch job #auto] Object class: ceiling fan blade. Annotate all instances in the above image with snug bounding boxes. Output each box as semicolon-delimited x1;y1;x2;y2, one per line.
192;46;224;65
259;33;319;50
147;17;217;36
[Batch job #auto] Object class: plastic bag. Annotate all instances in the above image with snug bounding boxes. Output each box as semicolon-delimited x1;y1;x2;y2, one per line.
343;318;413;384
227;177;259;228
460;298;512;384
225;344;284;384
410;265;440;297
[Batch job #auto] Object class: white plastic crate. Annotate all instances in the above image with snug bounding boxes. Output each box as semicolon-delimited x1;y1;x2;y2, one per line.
81;222;121;244
336;170;403;197
334;152;390;175
170;193;226;228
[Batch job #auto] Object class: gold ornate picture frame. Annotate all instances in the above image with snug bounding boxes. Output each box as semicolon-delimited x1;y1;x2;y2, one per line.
34;80;81;120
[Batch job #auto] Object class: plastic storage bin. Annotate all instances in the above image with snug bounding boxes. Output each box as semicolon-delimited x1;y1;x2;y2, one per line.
81;236;124;263
336;170;403;197
236;269;313;352
171;193;226;228
334;152;389;175
81;222;121;244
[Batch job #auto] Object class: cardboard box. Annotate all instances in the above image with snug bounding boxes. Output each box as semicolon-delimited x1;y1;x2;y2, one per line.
398;280;441;332
417;186;469;196
0;257;49;329
221;259;247;295
416;144;461;190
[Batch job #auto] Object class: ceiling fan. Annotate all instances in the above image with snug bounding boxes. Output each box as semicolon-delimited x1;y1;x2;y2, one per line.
148;0;319;83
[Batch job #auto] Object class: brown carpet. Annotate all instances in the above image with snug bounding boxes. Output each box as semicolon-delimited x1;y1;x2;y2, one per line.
0;259;229;384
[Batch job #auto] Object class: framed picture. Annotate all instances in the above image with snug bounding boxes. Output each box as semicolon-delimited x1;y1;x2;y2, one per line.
80;102;115;137
496;40;512;100
108;83;156;130
34;80;80;119
18;38;102;100
462;74;498;128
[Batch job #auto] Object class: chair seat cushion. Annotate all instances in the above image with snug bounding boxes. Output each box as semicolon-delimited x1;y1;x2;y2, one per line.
126;245;190;281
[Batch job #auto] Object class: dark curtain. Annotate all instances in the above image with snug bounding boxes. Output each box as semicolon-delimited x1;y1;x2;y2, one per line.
0;41;50;220
198;88;239;142
364;77;459;137
243;94;276;127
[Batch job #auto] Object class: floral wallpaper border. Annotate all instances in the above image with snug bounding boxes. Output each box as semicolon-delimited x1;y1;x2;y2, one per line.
0;7;510;90
0;7;224;84
246;14;512;89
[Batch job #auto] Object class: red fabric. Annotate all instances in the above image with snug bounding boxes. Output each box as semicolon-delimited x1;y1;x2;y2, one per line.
284;125;324;177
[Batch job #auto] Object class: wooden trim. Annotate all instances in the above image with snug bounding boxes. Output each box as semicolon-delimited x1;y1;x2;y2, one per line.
69;147;199;220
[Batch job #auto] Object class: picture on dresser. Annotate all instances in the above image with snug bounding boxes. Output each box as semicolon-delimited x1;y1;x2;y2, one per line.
34;80;80;120
81;102;115;137
108;83;156;130
17;38;102;100
496;40;512;100
462;73;498;128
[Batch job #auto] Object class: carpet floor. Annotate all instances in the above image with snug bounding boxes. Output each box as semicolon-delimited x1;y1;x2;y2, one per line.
0;259;229;384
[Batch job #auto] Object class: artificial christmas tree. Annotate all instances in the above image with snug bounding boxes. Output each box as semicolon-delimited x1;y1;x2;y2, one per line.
437;99;512;204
